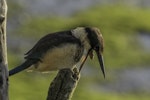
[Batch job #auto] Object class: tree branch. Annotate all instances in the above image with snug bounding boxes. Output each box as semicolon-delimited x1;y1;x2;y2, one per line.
47;68;80;100
0;0;8;100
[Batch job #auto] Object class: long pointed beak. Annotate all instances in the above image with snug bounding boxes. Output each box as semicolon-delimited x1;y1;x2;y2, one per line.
95;49;105;78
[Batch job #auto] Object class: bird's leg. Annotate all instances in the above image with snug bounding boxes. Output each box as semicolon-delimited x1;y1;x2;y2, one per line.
89;50;94;59
72;67;80;80
79;49;92;72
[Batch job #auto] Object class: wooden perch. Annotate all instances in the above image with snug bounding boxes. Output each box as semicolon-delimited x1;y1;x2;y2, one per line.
47;68;80;100
0;0;8;100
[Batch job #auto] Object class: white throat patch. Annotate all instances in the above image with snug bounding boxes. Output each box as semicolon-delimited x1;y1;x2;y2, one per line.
71;27;87;42
71;27;91;50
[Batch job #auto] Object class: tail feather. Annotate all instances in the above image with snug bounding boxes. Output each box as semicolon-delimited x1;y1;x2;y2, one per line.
9;60;38;76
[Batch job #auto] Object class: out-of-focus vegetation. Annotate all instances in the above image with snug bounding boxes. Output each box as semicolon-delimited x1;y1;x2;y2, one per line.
14;5;150;68
8;1;23;17
9;5;150;100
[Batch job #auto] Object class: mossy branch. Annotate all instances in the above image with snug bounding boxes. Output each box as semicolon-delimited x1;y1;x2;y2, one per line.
47;68;80;100
0;0;8;100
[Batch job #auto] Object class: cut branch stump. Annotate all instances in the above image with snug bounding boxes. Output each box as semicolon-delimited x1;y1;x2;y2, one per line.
47;68;80;100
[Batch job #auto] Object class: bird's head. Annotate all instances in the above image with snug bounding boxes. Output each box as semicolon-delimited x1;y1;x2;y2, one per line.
72;27;105;77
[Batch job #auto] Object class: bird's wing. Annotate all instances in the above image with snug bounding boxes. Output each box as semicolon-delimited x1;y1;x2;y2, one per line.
25;31;81;60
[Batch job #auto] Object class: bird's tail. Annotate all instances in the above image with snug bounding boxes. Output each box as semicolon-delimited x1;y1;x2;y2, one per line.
9;60;38;76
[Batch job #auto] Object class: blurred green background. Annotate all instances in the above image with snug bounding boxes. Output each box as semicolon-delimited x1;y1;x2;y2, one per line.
8;0;150;100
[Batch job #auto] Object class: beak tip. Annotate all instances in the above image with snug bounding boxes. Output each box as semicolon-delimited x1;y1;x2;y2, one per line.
103;72;105;78
95;50;105;78
100;66;106;79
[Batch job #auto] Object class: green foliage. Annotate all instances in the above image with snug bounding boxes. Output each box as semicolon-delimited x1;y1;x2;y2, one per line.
73;88;150;100
15;5;150;68
7;1;23;18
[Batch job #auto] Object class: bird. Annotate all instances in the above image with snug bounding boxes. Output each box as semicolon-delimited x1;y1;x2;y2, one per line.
9;27;105;77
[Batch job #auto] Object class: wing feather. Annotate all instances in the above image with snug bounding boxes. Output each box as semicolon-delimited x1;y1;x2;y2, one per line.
25;31;81;60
